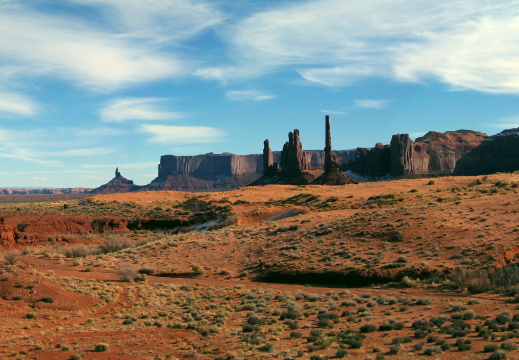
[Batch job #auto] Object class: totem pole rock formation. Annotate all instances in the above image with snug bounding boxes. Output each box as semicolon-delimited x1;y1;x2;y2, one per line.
312;115;356;185
262;139;279;175
280;129;311;177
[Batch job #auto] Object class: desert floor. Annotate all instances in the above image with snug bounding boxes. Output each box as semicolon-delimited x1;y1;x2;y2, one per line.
1;174;519;359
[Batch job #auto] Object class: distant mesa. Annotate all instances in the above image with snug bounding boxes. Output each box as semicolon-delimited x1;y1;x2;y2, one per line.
90;168;140;194
89;125;519;194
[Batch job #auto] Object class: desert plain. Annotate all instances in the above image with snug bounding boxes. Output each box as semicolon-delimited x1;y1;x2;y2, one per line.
1;174;519;359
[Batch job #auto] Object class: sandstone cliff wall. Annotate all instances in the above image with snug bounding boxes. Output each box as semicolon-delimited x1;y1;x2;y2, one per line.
344;130;488;177
454;128;519;175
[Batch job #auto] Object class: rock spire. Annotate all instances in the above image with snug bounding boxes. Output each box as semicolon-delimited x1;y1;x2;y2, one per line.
280;129;310;177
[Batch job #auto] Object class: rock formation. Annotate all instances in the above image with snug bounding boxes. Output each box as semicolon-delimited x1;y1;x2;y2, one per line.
90;168;140;194
344;130;488;177
312;116;357;185
390;134;414;176
454;128;519;175
342;143;391;177
280;129;311;177
263;140;279;176
250;129;319;185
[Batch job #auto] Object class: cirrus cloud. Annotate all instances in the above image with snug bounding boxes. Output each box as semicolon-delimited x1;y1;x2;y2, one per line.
140;124;226;145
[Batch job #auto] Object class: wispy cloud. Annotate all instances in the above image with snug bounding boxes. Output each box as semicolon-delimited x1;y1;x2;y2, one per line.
140;124;226;145
355;99;392;110
0;92;38;117
321;109;347;115
0;1;223;91
226;90;275;101
24;176;48;182
43;147;114;157
100;98;183;122
81;161;158;170
491;115;519;129
217;0;519;94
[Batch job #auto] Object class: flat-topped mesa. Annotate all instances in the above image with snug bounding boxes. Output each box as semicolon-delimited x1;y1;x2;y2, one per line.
280;129;311;177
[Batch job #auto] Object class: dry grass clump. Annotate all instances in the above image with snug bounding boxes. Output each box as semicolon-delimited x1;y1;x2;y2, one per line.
3;250;21;265
97;237;133;254
62;244;91;258
116;262;138;282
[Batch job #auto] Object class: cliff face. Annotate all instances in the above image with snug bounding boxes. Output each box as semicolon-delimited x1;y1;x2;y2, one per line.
454;128;519;175
158;153;264;177
343;143;391;176
345;130;488;177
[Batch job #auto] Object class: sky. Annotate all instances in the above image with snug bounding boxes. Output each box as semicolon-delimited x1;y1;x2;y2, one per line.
1;0;519;188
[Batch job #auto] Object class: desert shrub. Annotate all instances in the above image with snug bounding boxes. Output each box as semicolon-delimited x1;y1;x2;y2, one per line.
412;320;432;331
456;338;472;351
315;335;335;349
335;349;348;358
62;244;91;258
134;273;148;283
388;345;400;355
26;312;37;319
280;308;301;320
500;342;517;351
414;330;427;339
284;320;299;329
4;250;21;265
94;343;109;352
242;324;259;333
424;346;442;355
39;296;54;303
98;237;132;254
360;323;377;333
116;262;137;282
496;311;511;324
257;343;274;352
339;331;365;348
488;350;508;360
427;180;435;185
138;267;155;275
289;331;302;339
484;344;499;353
413;342;425;351
247;314;260;325
191;265;204;274
317;318;331;328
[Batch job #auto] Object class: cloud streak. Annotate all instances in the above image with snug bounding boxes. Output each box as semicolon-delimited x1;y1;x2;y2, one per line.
0;92;38;117
226;90;275;101
355;99;392;110
140;124;226;145
101;98;183;122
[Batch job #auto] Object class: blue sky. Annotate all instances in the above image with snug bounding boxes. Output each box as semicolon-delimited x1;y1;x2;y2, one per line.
1;0;519;188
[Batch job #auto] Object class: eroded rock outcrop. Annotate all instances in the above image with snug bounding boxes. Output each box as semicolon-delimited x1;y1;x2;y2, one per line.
280;129;311;177
312;116;357;185
251;129;318;185
454;128;519;175
90;168;141;194
344;130;488;177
